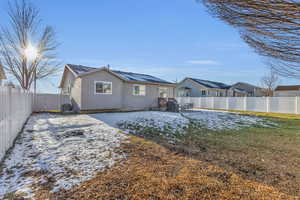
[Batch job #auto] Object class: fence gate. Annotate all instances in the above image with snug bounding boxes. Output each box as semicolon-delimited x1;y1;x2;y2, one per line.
33;93;70;112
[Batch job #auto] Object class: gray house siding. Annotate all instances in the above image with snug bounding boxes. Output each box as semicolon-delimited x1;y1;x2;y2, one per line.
274;90;300;97
71;78;82;111
123;83;174;110
60;70;81;110
231;82;264;97
80;71;124;110
60;66;175;111
61;70;76;95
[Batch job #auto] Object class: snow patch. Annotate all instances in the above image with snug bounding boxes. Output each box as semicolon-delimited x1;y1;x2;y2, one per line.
92;111;189;141
182;109;277;130
0;114;127;199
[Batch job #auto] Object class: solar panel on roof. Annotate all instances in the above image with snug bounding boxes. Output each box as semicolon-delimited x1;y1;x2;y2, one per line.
191;78;229;89
66;64;173;85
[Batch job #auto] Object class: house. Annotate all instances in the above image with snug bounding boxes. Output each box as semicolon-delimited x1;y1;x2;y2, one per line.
59;64;175;111
176;78;231;97
274;85;300;97
0;64;6;86
229;82;265;97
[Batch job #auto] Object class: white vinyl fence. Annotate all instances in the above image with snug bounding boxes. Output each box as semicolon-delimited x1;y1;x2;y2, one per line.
33;93;70;112
176;97;300;114
0;87;71;160
0;86;32;160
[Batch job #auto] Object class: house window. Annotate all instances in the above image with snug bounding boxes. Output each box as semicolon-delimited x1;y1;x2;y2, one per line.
95;81;112;94
217;91;223;97
201;90;207;96
133;85;146;96
159;87;168;98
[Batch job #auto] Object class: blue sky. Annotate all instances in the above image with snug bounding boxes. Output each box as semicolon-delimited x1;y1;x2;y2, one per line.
0;0;299;93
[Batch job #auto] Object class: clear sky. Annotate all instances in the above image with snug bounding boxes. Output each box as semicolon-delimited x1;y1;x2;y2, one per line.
0;0;299;93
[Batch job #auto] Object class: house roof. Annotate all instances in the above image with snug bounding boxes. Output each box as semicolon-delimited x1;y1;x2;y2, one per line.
189;78;230;89
65;64;174;86
230;87;247;93
232;82;261;89
275;85;300;91
0;64;6;80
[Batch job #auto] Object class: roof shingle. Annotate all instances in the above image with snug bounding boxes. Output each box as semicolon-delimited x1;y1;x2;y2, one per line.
190;78;230;89
67;64;174;85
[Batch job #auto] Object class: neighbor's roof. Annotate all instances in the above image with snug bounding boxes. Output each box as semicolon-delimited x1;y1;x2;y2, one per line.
230;87;247;93
66;64;174;85
0;64;6;80
275;85;300;91
188;78;230;89
232;82;261;89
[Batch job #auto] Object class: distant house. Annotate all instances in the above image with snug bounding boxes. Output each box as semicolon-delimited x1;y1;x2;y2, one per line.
229;82;264;97
59;64;175;111
176;78;233;97
274;85;300;97
0;64;6;86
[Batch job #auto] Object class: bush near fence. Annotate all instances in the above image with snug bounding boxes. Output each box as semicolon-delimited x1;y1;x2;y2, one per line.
176;97;300;114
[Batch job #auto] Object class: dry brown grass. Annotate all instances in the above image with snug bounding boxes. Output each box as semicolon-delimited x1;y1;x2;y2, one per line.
48;136;297;200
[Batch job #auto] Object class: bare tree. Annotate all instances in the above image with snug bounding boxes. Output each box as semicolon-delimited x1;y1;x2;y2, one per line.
260;70;280;96
0;0;60;90
200;0;300;78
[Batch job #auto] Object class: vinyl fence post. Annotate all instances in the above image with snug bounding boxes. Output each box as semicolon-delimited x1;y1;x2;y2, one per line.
226;97;229;110
7;86;12;146
244;97;247;111
211;97;214;109
266;97;270;113
296;96;300;114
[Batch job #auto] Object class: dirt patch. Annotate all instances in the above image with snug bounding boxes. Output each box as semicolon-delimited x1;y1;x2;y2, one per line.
51;136;296;200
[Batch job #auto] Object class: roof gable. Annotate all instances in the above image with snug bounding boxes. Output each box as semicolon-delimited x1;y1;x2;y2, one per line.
232;82;260;89
67;64;97;75
189;78;230;89
64;64;174;86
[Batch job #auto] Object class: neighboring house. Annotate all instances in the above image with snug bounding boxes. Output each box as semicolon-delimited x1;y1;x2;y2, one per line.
59;64;175;111
274;85;300;97
176;78;231;97
229;82;265;97
0;64;6;86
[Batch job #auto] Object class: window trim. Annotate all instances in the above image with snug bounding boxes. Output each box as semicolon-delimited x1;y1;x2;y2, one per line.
133;84;146;96
201;90;207;96
94;81;112;95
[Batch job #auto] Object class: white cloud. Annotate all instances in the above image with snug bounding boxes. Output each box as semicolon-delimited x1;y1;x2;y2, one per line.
187;60;220;65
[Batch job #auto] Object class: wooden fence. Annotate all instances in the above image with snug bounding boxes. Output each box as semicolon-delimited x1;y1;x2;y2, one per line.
176;97;300;114
0;86;32;160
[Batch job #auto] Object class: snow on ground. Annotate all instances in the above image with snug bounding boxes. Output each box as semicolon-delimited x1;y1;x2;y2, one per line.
0;114;127;199
91;111;190;141
0;110;276;199
182;109;277;130
92;110;276;138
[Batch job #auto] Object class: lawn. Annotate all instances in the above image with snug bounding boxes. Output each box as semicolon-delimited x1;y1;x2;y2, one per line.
1;110;299;199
